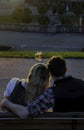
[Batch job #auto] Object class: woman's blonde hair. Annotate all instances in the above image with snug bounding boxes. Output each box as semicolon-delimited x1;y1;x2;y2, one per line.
25;63;49;103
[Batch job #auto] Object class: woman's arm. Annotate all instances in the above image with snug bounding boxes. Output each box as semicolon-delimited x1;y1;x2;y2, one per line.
0;99;28;118
0;88;54;118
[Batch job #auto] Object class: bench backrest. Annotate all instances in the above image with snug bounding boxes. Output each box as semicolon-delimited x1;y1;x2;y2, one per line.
0;112;84;130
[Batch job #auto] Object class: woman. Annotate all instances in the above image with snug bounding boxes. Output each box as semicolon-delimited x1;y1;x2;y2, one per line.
4;63;50;106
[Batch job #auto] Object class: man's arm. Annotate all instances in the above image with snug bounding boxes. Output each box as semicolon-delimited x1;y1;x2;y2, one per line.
0;88;54;118
27;88;54;115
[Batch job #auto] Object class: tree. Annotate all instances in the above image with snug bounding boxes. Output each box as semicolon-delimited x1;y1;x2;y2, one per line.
37;4;49;15
12;7;23;23
24;0;35;6
71;2;84;16
38;15;50;25
56;0;66;14
38;15;50;32
12;6;32;24
22;8;32;23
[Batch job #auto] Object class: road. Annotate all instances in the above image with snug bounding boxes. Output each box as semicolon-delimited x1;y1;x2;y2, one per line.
0;31;84;51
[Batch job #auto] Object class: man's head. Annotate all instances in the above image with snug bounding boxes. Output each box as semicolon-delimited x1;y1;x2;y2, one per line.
47;56;66;78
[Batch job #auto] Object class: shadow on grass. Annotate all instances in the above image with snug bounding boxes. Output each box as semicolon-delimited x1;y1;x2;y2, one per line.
0;45;12;51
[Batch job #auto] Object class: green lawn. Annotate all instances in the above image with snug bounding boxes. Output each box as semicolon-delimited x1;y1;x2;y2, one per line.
0;51;84;58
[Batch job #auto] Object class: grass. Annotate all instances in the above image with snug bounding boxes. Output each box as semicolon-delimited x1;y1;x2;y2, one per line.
0;51;84;58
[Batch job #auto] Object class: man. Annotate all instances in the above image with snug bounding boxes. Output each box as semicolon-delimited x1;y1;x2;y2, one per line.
1;56;84;118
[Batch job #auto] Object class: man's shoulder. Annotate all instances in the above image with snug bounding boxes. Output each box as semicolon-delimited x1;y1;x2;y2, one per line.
71;76;84;83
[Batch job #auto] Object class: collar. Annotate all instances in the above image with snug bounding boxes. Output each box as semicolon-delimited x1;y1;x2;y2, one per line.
54;75;70;81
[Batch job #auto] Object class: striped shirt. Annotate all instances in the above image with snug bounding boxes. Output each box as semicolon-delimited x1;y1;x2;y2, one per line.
27;88;55;116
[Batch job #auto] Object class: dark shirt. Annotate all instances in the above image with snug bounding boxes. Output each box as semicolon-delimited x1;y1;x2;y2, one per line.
9;81;26;106
27;76;84;116
53;76;84;112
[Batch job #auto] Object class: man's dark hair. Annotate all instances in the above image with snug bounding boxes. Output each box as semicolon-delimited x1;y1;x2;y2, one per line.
47;56;66;77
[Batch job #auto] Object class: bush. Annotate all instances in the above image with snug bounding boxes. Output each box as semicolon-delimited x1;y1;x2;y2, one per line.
12;6;32;24
61;16;76;25
38;15;50;25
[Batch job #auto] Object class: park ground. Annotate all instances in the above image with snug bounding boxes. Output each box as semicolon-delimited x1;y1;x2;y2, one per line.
0;31;84;51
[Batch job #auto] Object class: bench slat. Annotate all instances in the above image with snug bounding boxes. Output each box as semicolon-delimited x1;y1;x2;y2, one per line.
0;112;84;130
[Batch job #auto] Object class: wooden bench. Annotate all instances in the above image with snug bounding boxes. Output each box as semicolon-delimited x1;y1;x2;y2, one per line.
0;111;84;130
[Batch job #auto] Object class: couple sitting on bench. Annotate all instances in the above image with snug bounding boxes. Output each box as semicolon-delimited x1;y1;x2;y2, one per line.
0;56;84;118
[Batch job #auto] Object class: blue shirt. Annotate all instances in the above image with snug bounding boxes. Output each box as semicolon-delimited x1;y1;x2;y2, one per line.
27;88;55;116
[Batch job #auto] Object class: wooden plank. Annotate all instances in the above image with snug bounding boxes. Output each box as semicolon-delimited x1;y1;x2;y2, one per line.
0;112;84;130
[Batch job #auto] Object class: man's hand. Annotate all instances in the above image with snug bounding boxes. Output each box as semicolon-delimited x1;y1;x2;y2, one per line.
0;99;8;111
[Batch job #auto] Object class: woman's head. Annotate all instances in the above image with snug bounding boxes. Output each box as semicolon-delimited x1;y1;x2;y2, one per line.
26;63;49;102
